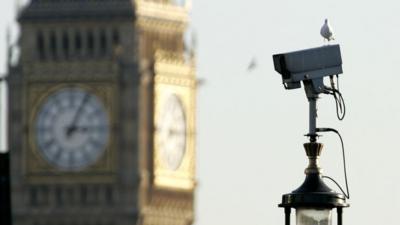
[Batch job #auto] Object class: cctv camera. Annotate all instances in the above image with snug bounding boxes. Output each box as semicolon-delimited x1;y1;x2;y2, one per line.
273;45;343;94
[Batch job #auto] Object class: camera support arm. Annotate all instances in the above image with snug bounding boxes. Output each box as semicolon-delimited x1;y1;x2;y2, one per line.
303;78;324;142
308;96;318;142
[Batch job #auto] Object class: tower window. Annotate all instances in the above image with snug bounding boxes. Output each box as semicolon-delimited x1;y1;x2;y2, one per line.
74;31;82;56
100;29;107;56
55;186;63;206
39;186;49;205
36;31;45;60
80;185;88;204
29;187;38;206
49;31;57;59
62;31;69;59
29;186;49;206
87;30;94;56
112;29;120;46
87;186;99;205
65;187;74;206
105;186;113;205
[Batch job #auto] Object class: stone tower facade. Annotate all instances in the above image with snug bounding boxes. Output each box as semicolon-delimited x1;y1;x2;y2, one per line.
8;1;196;225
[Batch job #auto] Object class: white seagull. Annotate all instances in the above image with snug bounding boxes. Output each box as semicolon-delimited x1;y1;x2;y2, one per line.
320;19;335;42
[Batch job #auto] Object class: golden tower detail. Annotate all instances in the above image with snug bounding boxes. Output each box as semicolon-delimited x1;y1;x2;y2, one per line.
8;0;196;225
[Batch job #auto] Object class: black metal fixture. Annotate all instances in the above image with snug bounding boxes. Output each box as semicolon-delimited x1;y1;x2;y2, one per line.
273;45;350;225
0;75;11;225
278;142;348;225
0;152;11;225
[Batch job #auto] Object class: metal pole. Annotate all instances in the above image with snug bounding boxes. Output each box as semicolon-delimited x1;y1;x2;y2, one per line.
0;76;11;225
0;76;7;152
308;97;317;142
0;152;11;225
337;207;343;225
284;207;291;225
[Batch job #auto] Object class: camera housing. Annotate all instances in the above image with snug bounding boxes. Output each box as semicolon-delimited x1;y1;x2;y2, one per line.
273;44;343;93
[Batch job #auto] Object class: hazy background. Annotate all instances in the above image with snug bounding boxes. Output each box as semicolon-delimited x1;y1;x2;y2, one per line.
1;1;400;225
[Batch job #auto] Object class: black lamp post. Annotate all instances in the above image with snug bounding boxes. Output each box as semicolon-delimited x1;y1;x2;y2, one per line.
278;142;348;225
0;76;11;225
0;152;11;225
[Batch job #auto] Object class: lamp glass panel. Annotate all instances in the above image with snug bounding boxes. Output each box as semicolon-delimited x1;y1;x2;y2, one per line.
296;208;332;225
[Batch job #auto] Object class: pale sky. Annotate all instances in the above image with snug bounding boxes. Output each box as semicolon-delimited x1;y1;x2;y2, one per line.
2;1;400;225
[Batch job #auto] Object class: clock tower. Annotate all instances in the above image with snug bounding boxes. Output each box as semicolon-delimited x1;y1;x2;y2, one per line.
8;0;196;225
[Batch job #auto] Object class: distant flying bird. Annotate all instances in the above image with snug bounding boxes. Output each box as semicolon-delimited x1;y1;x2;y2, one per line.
196;78;206;87
320;19;335;42
247;57;257;72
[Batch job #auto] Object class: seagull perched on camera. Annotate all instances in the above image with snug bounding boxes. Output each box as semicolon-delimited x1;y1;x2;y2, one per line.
320;19;334;42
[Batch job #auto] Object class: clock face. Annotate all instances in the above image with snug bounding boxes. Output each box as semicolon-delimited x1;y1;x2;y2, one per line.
35;87;109;171
157;94;187;170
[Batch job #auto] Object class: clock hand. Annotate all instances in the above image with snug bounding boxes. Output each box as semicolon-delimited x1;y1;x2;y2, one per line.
71;125;108;134
69;126;89;133
66;93;90;137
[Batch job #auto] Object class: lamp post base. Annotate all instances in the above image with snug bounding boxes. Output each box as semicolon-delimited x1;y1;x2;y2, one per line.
278;142;349;225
